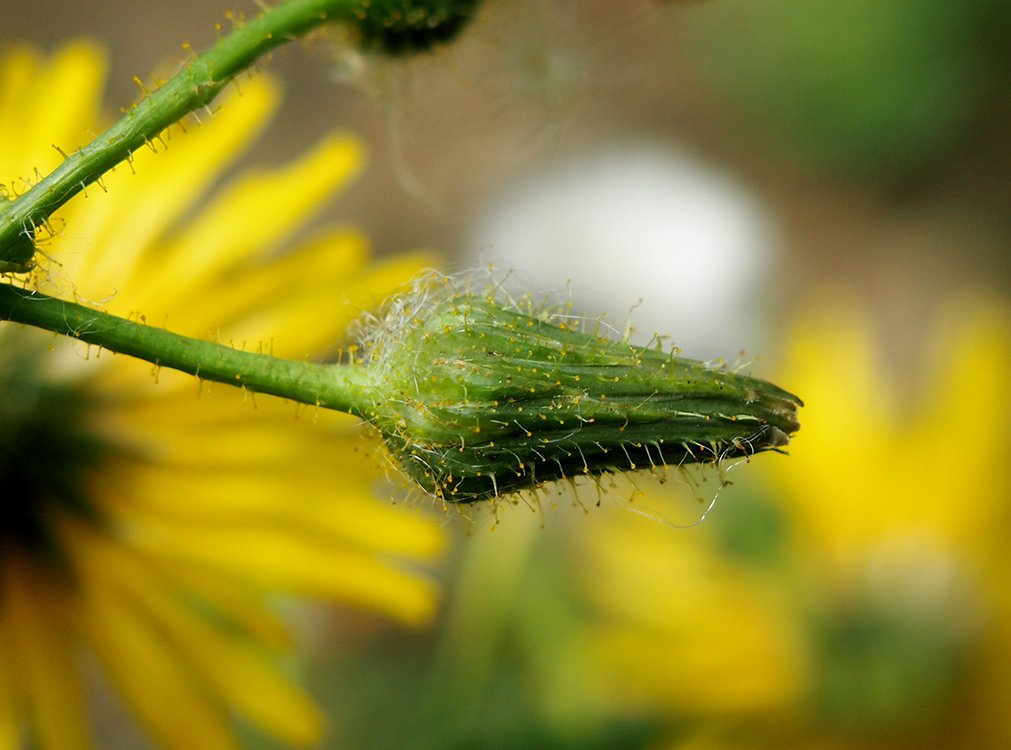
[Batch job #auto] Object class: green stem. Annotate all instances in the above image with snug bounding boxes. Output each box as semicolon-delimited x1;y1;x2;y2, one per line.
0;284;376;415
0;0;364;272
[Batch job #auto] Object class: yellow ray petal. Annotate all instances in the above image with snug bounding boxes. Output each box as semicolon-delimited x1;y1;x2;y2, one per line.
760;295;1011;579
63;76;282;300
154;561;293;651
25;42;106;173
141;592;325;746
71;530;324;746
89;249;433;397
0;553;91;750
72;569;237;750
124;518;438;626
76;226;430;393
98;389;364;452
151;229;371;339
0;45;39;180
225;251;437;359
581;512;805;716
913;300;1011;537
753;300;905;570
134;133;365;311
0;42;104;181
99;462;445;559
89;411;443;560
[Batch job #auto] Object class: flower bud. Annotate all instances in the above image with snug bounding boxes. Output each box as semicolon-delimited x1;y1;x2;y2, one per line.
361;279;801;503
353;0;484;56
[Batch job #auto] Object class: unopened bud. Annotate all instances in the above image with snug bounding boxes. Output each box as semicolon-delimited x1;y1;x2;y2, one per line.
353;0;484;56
360;277;801;503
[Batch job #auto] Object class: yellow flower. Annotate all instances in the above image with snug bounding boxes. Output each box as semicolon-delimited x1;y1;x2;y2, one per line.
572;292;1011;748
766;294;1011;585
759;292;1011;748
0;42;443;749
574;491;807;721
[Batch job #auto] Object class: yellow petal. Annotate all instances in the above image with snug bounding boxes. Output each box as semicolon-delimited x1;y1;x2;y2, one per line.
0;553;92;750
153;560;293;651
144;594;325;747
122;517;438;626
761;294;1011;576
28;42;107;171
580;510;805;716
134;132;365;312
73;571;237;750
72;530;324;746
0;45;39;179
0;42;104;181
63;76;282;301
913;299;1011;534
89;389;445;560
754;298;903;570
102;463;445;559
239;251;436;359
152;229;372;340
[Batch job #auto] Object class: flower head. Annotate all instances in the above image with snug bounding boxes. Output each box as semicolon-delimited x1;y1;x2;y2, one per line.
1;42;442;749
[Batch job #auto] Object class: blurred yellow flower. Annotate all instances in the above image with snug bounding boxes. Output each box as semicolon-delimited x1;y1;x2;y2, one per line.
768;294;1011;584
0;42;443;749
574;292;1011;748
761;293;1011;748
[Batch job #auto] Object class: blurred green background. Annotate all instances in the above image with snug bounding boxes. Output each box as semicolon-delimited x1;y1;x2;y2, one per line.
4;0;1010;747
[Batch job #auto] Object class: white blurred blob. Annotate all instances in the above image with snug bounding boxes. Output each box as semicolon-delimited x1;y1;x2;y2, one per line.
466;145;775;360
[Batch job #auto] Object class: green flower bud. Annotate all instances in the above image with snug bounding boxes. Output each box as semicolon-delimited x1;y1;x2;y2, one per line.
353;0;484;56
361;278;802;503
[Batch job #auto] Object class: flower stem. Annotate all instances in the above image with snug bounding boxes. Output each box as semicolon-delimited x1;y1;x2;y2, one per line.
0;284;376;415
0;0;484;272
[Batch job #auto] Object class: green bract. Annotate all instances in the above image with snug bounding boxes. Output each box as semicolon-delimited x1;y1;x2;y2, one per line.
363;285;802;503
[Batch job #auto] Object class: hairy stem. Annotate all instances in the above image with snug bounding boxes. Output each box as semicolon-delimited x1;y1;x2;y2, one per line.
0;284;376;415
